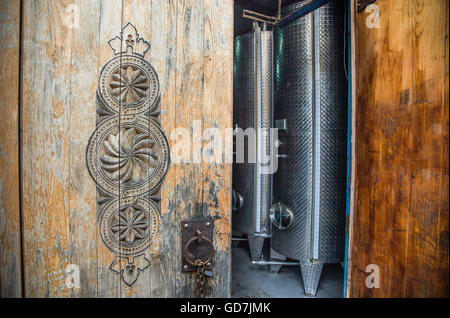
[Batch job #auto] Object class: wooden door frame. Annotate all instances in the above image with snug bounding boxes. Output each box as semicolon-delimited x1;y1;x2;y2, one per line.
345;0;449;297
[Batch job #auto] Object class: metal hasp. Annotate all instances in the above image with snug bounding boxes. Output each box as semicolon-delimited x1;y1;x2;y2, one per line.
272;1;347;296
232;22;274;262
181;219;215;273
357;0;377;12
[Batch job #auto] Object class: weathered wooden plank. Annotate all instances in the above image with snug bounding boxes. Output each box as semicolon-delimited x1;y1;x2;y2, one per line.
68;0;101;297
22;0;77;297
19;0;232;298
21;0;124;297
351;0;414;297
0;0;22;298
404;0;449;298
120;0;152;298
200;0;233;298
174;0;208;297
144;0;178;298
345;0;357;297
95;0;123;298
120;0;157;298
349;0;449;297
117;0;232;298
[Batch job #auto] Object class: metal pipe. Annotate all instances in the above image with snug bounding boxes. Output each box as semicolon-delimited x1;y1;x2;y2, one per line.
243;0;331;27
243;0;283;25
253;23;262;235
277;0;282;20
243;9;280;22
311;7;321;261
232;237;248;241
242;13;278;25
278;0;332;27
253;232;270;238
252;260;299;266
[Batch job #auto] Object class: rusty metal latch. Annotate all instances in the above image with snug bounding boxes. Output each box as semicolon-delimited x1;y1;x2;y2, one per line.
181;219;215;297
181;219;215;272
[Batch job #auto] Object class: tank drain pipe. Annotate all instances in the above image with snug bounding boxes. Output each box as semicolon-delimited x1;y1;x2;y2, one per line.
232;237;248;241
252;260;299;266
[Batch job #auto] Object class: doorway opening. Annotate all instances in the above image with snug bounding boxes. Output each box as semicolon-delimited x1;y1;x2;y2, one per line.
231;0;349;298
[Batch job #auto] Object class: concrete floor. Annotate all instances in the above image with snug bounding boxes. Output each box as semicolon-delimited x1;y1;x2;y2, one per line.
231;245;344;298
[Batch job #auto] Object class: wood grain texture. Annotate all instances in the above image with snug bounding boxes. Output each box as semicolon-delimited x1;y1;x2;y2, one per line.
22;0;74;297
68;0;101;298
172;0;232;298
199;0;233;297
345;0;357;296
120;0;152;299
19;0;232;297
348;0;449;297
0;0;22;298
95;0;122;299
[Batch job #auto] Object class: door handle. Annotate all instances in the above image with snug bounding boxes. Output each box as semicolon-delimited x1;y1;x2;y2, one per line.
181;219;215;273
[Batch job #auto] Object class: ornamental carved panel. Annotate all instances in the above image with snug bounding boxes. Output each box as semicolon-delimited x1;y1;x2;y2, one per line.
86;23;169;286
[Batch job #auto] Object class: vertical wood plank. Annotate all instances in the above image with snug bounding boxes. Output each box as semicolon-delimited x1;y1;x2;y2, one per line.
352;0;414;297
119;0;183;298
200;0;233;298
21;0;124;297
349;0;449;297
121;0;151;298
120;0;156;298
22;0;76;297
19;0;232;297
174;0;207;297
172;0;232;298
405;0;449;298
345;0;357;297
95;0;123;298
68;0;101;298
0;0;22;298
146;0;178;298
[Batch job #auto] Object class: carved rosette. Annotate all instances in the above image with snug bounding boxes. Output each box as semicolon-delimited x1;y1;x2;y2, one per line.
98;54;160;115
100;197;159;255
86;115;169;198
86;23;169;286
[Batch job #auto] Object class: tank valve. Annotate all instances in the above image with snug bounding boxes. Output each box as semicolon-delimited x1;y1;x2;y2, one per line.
270;202;294;230
232;190;244;211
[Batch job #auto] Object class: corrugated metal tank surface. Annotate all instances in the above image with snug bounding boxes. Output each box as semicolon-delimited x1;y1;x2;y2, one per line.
233;27;273;238
272;0;347;263
233;31;256;236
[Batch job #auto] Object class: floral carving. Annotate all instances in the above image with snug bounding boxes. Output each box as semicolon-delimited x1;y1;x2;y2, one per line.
109;65;150;105
99;197;159;255
100;128;158;184
110;254;150;286
110;207;149;245
87;23;168;287
108;22;150;57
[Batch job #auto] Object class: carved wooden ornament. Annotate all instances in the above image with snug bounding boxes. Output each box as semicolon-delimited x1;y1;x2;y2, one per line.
86;23;169;286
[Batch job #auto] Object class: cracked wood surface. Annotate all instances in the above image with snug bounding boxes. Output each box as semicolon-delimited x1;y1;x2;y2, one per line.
6;0;233;297
348;0;449;297
0;0;22;298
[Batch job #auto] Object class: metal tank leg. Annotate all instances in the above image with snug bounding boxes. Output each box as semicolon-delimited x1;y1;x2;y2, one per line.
269;248;287;273
299;260;323;297
247;234;265;261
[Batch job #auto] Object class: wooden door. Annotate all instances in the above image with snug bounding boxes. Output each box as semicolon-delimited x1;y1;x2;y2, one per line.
0;0;232;298
346;0;449;297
